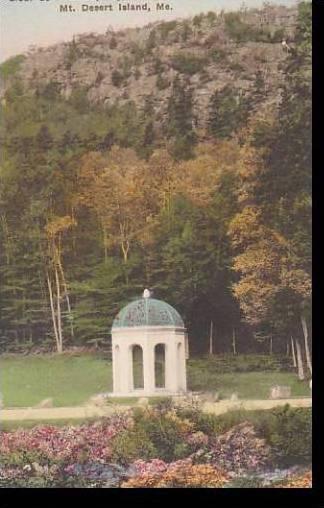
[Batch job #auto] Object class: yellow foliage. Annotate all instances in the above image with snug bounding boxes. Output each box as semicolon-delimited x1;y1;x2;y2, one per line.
122;463;229;488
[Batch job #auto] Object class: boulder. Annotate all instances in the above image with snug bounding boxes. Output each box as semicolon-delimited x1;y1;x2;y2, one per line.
269;385;291;399
35;398;53;408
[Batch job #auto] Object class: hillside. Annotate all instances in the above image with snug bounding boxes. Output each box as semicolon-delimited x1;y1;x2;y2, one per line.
1;4;298;132
0;1;311;358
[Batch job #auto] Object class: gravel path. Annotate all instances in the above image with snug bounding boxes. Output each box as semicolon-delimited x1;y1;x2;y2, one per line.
0;397;312;422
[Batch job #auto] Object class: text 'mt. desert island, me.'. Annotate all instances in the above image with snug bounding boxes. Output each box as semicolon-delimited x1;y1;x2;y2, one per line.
59;2;173;13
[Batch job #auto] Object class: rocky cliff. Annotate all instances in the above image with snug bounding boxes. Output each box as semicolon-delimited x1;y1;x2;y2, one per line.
1;4;298;130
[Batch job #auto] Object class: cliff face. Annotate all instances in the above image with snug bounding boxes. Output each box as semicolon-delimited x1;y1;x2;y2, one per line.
1;4;298;129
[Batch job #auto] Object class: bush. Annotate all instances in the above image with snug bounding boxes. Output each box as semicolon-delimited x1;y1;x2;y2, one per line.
111;70;124;87
109;37;117;49
133;407;194;461
156;74;169;90
122;460;229;488
224;13;283;44
257;405;312;467
209;48;227;63
171;53;207;75
110;428;157;465
0;55;25;80
188;355;294;375
158;21;178;41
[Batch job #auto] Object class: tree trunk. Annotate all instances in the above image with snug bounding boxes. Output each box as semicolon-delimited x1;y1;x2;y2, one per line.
269;336;273;355
295;338;305;381
291;336;297;368
301;314;312;375
58;258;74;339
209;321;213;355
54;266;63;353
232;327;237;355
103;226;108;264
46;272;60;352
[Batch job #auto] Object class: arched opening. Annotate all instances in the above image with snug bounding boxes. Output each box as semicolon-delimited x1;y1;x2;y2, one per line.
154;343;166;388
132;345;144;390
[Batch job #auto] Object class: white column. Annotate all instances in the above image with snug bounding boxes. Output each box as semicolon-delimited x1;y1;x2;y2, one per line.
178;339;187;391
166;339;178;392
112;342;121;393
118;342;132;394
143;340;155;394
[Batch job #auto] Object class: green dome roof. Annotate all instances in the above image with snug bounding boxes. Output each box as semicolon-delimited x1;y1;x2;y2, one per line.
112;293;184;329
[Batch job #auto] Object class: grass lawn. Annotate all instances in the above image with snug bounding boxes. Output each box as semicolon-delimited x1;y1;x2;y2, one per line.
1;354;310;408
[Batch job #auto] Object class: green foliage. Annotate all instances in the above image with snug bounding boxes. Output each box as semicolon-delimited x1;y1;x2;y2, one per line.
224;13;284;43
114;407;192;462
166;77;196;159
190;354;294;374
109;36;118;49
208;48;227;63
258;405;312;466
208;85;251;138
171;52;207;75
175;404;312;465
156;73;169;90
64;39;81;69
0;3;311;357
0;55;25;80
206;11;217;24
193;14;204;27
111;427;157;464
158;20;177;41
111;69;124;87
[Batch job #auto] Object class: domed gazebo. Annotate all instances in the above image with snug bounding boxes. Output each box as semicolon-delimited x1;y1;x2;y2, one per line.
110;289;187;397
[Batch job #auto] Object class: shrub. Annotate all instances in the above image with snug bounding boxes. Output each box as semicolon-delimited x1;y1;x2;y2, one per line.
206;11;217;24
0;55;25;80
122;459;229;488
158;21;177;41
111;70;124;87
209;48;227;63
171;53;207;75
109;37;118;50
131;407;194;461
257;405;312;467
156;74;169;90
224;13;255;42
203;422;271;473
110;428;156;465
188;355;294;375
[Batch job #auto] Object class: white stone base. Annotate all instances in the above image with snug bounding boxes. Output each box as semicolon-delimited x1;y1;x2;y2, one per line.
107;390;187;398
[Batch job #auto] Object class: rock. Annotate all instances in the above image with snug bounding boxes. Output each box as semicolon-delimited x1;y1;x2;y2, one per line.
269;385;291;399
230;393;239;401
35;398;53;408
137;397;149;406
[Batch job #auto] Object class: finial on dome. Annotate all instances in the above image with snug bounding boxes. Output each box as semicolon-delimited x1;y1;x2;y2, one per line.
143;288;151;299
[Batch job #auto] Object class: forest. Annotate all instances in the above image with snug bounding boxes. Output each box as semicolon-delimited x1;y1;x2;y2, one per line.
0;3;311;377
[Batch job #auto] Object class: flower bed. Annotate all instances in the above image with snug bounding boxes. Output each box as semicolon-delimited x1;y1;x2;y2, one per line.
0;404;312;488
